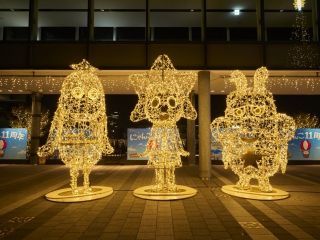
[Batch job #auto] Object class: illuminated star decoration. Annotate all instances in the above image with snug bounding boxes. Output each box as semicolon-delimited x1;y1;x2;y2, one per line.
211;67;296;192
293;0;306;11
38;59;113;195
130;54;197;192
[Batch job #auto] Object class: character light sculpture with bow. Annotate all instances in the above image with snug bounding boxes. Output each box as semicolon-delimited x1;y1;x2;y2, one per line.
38;60;114;202
130;54;198;200
211;67;295;200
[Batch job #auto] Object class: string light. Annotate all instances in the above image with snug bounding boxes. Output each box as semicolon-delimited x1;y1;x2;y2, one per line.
0;76;61;93
211;67;296;193
130;54;197;193
38;59;114;195
224;75;319;93
294;113;320;128
0;76;134;94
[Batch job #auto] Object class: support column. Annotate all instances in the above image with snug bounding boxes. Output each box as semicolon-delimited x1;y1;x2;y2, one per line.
256;0;265;41
198;71;211;180
30;93;42;164
312;0;319;41
88;0;94;41
187;91;196;165
29;0;38;41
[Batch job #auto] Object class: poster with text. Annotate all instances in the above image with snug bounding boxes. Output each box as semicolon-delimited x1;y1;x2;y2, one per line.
288;128;320;160
127;128;150;160
211;130;223;160
0;128;28;160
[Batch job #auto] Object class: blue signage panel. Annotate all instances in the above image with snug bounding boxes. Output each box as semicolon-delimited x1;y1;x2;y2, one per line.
288;128;320;160
127;128;150;160
211;132;222;160
211;128;320;161
0;128;28;160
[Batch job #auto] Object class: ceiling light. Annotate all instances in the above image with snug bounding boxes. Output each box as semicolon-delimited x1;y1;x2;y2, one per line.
233;9;240;16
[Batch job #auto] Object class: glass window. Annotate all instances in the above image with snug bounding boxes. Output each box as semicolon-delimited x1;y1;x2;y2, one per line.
41;27;76;41
38;0;87;41
150;0;201;42
92;27;113;41
0;0;29;41
3;27;29;41
95;0;145;41
95;0;145;9
39;0;88;9
207;0;257;41
150;0;200;9
207;0;256;9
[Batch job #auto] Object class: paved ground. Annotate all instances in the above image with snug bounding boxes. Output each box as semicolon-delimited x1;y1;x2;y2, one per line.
0;164;319;240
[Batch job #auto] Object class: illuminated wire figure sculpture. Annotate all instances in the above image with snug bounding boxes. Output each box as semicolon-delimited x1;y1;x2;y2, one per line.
38;59;114;202
130;54;197;200
211;67;296;200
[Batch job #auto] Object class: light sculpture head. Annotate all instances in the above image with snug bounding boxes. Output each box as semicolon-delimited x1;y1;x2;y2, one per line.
38;59;113;157
130;54;197;125
61;60;104;122
211;67;296;192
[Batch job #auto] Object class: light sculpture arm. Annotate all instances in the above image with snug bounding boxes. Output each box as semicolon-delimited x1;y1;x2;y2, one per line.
37;107;61;157
102;114;114;155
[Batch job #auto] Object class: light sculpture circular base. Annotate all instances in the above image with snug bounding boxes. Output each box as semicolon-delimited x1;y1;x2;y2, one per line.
221;185;289;200
133;185;197;200
45;186;113;203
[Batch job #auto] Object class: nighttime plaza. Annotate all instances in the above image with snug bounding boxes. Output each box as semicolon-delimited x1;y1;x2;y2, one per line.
1;0;320;239
0;165;320;239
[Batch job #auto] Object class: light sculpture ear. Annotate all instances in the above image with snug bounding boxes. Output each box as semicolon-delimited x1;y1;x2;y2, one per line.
129;74;150;122
253;67;269;93
130;95;148;122
181;98;197;120
230;70;247;92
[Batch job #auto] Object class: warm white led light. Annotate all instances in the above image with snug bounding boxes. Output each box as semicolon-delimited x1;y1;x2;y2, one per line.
211;67;296;193
130;54;197;193
233;9;240;16
293;0;306;11
38;59;113;195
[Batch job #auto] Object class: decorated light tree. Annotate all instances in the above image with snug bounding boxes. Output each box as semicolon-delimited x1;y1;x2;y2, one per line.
38;60;114;202
130;54;198;200
294;113;320;128
288;10;318;68
10;106;49;158
211;67;296;200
